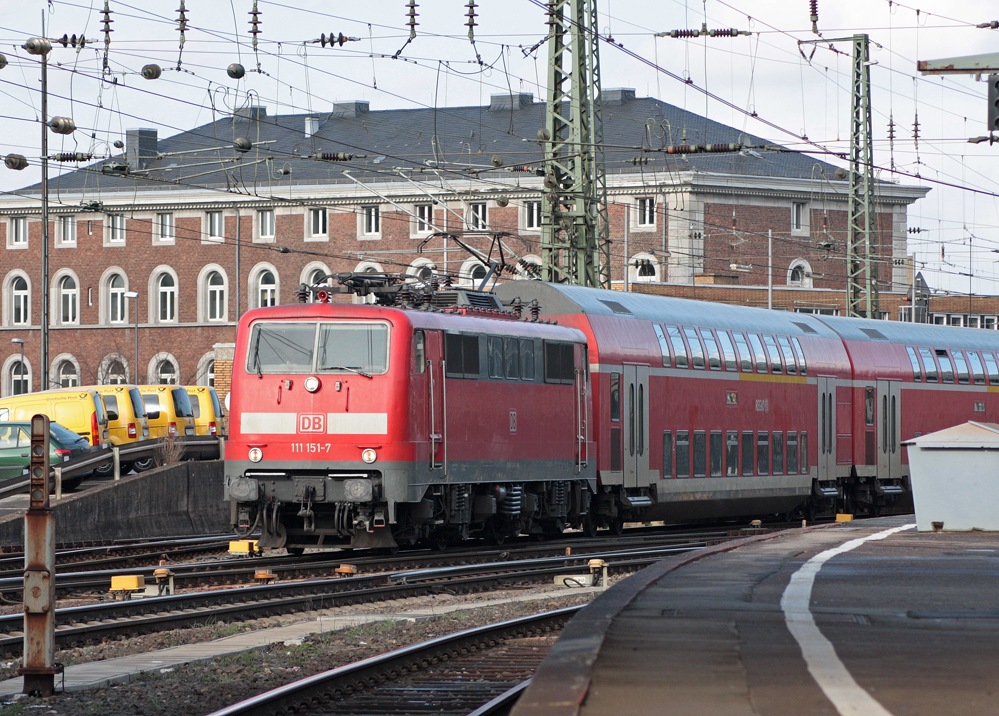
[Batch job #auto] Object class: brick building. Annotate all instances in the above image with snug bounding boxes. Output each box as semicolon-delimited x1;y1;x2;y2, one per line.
0;89;928;399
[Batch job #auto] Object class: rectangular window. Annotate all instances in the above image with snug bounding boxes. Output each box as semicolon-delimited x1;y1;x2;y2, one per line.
733;332;753;372
742;431;754;476
156;212;175;241
777;336;797;375
801;432;809;472
653;325;671;367
415;204;433;233
666;325;688;368
12;282;28;325
791;337;808;375
772;432;784;475
709;431;723;476
445;333;481;378
544;341;575;384
936;349;954;383
953;350;970;384
757;432;770;475
107;214;126;243
363;205;380;235
726;432;739;476
984;352;999;385
683;326;705;368
792;202;806;231
968;351;986;385
520;339;535;381
258;209;275;240
919;347;938;382
610;372;621;421
906;346;922;381
663;431;672;478
487;336;504;378
716;331;737;371
703;330;722;370
310;208;327;237
692;431;707;477
763;335;783;373
525;201;542;230
748;334;768;373
9;217;27;246
865;386;875;426
676;431;690;478
503;338;520;380
636;197;655;227
206;211;224;240
786;432;798;473
468;202;487;230
58;215;77;245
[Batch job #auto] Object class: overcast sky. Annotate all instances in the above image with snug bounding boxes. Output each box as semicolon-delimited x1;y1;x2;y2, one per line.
2;0;998;294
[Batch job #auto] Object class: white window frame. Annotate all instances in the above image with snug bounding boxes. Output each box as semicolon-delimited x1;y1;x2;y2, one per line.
106;214;126;245
9;274;30;326
257;209;275;242
414;203;433;234
635;197;656;229
249;263;280;310
792;202;808;233
361;205;381;238
58;274;79;325
57;215;77;246
109;274;127;324
98;354;129;385
157;273;177;323
467;202;487;231
155;212;175;244
9;357;30;396
8;217;27;248
258;270;277;307
56;358;80;388
208;272;226;321
787;258;814;288
205;211;224;243
308;207;328;240
524;201;542;231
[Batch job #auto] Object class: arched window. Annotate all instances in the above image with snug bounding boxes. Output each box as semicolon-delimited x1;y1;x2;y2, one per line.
60;275;78;324
12;276;29;325
158;273;176;322
105;359;127;385
10;360;28;395
787;259;813;288
109;274;126;323
208;271;225;321
259;270;276;307
157;359;177;385
790;267;803;284
628;253;660;284
58;360;79;388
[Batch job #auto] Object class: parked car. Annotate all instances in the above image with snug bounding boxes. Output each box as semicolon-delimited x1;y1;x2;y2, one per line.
138;386;195;439
0;420;98;488
88;385;152;474
0;389;109;447
186;386;225;438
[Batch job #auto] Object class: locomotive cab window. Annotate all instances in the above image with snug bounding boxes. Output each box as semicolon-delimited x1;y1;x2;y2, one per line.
544;341;576;384
446;333;481;378
318;323;390;375
247;322;316;374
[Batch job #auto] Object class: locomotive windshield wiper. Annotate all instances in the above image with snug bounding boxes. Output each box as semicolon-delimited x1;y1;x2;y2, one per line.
324;365;373;379
252;331;263;379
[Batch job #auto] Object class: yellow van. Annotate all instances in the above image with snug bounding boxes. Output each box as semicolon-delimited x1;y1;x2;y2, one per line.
186;386;225;437
87;385;152;473
138;386;195;439
0;388;110;446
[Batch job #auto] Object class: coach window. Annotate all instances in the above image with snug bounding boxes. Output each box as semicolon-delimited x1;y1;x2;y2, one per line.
666;325;687;368
732;332;753;372
748;334;768;373
676;431;690;478
865;387;875;426
787;432;799;473
709;431;723;476
763;335;783;374
757;432;770;475
725;432;739;476
653;325;671;367
791;337;807;375
519;340;535;380
906;346;922;381
504;338;520;379
716;331;737;371
742;431;754;475
918;347;938;382
662;431;673;478
983;351;999;385
692;431;706;477
628;384;636;456
936;349;954;383
968;351;986;385
953;350;970;384
702;330;722;370
488;337;504;378
610;373;621;422
413;331;426;373
773;432;784;475
801;433;809;473
683;326;705;369
777;336;797;375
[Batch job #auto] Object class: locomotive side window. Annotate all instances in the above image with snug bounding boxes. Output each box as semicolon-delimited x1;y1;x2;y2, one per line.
653;324;671;367
791;337;807;375
414;331;426;373
463;335;480;378
936;349;954;383
801;432;809;473
763;335;783;374
445;333;481;378
709;431;723;476
610;373;621;421
666;325;688;368
742;431;754;475
247;322;317;374
772;432;784;475
952;350;970;384
786;432;798;473
317;323;390;375
725;431;739;476
968;351;985;385
676;431;690;478
662;431;673;478
683;326;706;369
487;337;503;378
748;334;768;373
504;338;520;380
692;431;706;477
984;351;999;385
906;346;922;381
733;332;753;372
757;432;770;475
716;331;737;371
544;341;575;384
918;347;938;382
703;330;722;370
777;336;797;375
519;339;535;381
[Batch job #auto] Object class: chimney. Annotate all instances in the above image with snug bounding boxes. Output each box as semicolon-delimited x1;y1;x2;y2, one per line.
234;106;268;121
331;101;370;118
600;88;635;106
125;128;158;170
489;93;534;112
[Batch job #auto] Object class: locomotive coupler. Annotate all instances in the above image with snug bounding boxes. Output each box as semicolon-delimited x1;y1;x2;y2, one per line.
297;488;315;533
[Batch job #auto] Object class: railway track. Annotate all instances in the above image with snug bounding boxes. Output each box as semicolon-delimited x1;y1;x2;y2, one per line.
205;606;580;716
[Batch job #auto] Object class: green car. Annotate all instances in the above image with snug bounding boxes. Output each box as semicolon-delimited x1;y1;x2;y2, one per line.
0;421;98;486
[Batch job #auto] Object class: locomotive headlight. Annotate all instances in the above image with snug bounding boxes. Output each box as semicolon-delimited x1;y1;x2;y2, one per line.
248;447;263;463
361;448;377;464
304;376;321;393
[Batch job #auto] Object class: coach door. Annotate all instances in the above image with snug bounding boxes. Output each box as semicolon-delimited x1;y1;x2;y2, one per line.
876;379;901;479
425;331;445;471
817;377;837;479
622;364;650;488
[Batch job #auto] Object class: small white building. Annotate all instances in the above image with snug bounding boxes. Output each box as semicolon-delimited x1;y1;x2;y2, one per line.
904;421;999;532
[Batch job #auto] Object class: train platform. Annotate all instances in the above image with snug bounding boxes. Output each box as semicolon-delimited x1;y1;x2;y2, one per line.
512;516;999;716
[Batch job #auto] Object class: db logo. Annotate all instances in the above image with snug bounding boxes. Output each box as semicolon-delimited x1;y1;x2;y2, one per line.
298;414;326;433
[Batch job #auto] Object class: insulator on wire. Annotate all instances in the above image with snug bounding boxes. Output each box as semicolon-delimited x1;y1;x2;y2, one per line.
57;34;87;49
227;63;245;79
101;0;113;75
22;38;52;56
406;0;419;39
465;0;478;36
176;0;188;69
50;152;93;162
5;154;28;171
316;152;355;162
0;55;7;70
141;64;162;80
663;143;739;154
810;0;819;34
233;138;253;153
707;28;750;37
48;117;76;135
317;32;358;48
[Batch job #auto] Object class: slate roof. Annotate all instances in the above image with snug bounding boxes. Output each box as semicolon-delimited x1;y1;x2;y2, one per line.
23;92;846;197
